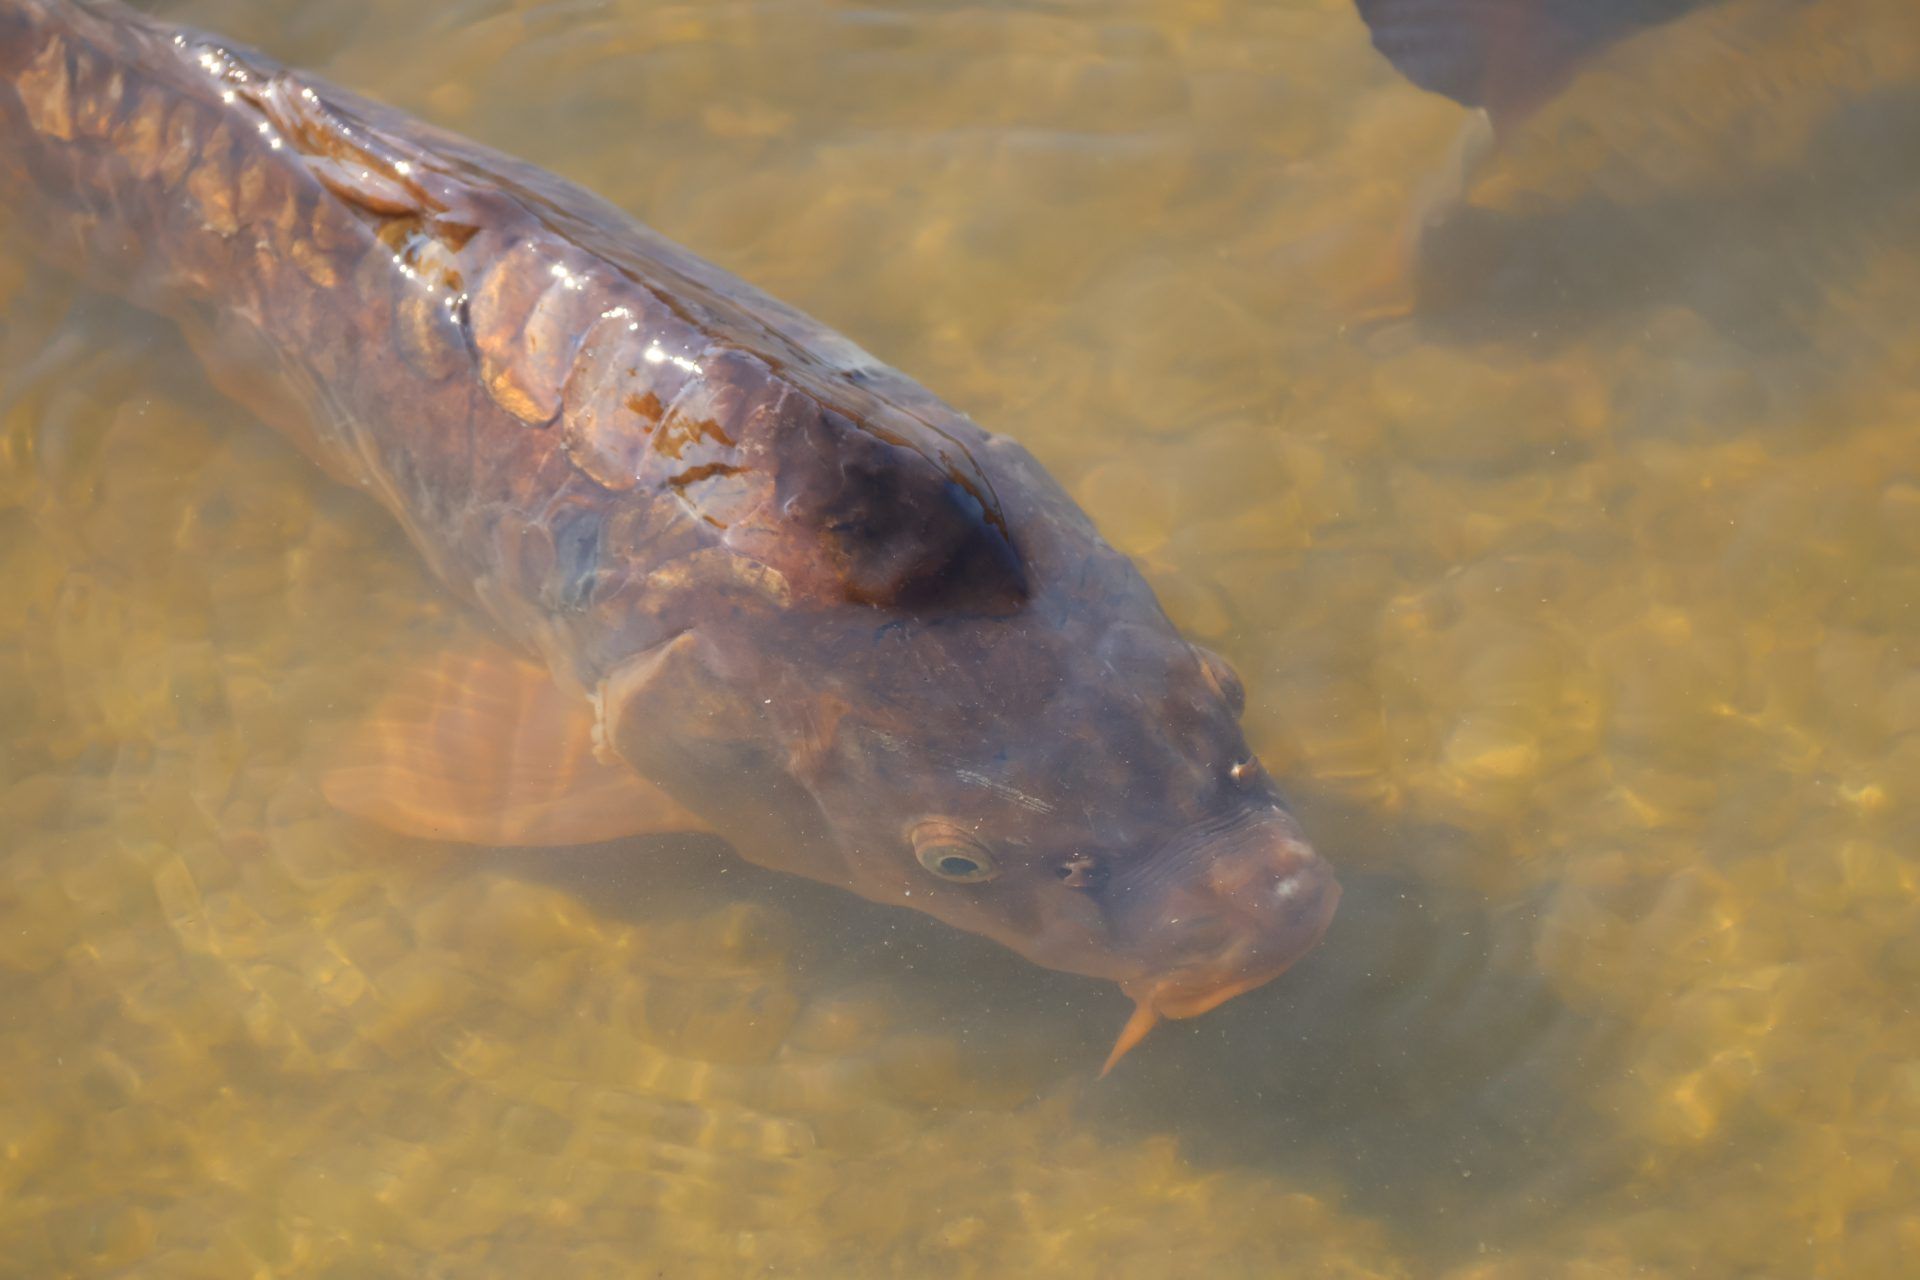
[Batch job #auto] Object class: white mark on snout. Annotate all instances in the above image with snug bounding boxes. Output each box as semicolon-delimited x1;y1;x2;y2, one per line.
1272;870;1313;904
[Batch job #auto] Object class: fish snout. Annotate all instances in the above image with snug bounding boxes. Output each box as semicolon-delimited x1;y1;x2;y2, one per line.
1159;836;1344;1013
1101;812;1339;1072
1138;827;1338;1020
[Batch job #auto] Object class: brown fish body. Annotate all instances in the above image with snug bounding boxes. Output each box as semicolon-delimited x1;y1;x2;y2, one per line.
0;0;1337;1064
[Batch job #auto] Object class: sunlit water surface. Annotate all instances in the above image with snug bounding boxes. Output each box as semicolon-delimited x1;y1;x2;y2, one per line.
3;0;1918;1275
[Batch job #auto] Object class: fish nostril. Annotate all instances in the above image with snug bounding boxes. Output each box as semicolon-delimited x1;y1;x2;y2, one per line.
1272;837;1317;868
1057;854;1105;889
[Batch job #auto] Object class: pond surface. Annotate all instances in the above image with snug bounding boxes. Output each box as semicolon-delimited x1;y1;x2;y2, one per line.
2;0;1917;1275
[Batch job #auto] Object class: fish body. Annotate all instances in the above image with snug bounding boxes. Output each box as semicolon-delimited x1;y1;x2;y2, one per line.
0;0;1338;1065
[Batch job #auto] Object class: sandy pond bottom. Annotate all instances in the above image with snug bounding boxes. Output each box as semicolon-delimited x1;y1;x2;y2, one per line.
2;0;1919;1275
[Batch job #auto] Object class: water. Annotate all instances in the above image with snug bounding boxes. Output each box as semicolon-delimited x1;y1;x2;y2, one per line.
2;0;1917;1274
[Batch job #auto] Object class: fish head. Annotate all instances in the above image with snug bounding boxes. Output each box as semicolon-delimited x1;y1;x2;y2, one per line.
592;429;1338;1072
763;584;1339;1070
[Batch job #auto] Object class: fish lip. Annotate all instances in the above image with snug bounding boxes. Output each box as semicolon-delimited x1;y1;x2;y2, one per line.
1099;872;1337;1077
1123;868;1340;1021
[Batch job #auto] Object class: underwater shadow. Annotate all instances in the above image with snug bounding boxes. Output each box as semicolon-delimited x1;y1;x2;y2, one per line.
1406;85;1920;361
1063;787;1640;1262
490;794;1633;1263
1087;864;1626;1260
484;831;1121;1065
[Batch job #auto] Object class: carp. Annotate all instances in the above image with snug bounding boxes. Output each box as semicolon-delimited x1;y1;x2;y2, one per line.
0;0;1338;1071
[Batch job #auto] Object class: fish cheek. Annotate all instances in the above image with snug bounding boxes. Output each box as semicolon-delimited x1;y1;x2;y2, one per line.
596;631;841;881
967;870;1137;984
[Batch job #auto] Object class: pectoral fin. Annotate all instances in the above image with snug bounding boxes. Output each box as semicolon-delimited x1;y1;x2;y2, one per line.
324;648;707;846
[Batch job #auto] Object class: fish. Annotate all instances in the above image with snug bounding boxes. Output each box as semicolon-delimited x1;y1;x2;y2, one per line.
0;0;1339;1073
1351;0;1919;333
1346;0;1723;317
1354;0;1717;131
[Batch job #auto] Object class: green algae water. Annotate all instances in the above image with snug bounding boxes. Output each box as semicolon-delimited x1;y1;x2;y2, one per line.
3;0;1917;1275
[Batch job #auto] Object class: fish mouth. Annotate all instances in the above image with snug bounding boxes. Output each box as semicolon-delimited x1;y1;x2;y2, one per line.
1100;822;1340;1076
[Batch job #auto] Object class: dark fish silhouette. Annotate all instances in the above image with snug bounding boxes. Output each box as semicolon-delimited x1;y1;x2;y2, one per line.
1350;0;1920;338
0;0;1339;1072
1355;0;1717;129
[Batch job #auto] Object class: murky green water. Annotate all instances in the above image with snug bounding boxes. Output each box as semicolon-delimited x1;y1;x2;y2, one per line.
3;0;1918;1275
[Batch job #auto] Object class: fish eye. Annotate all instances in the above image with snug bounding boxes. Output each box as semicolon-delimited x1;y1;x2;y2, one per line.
908;819;1001;883
931;850;992;880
